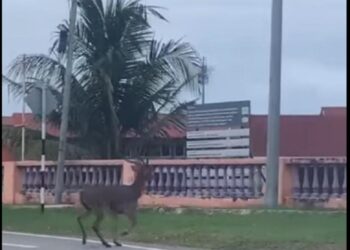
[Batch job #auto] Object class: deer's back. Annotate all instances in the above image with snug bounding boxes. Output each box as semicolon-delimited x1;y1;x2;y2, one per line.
80;185;138;212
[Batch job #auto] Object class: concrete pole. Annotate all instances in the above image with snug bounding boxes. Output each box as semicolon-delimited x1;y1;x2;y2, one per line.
21;79;26;161
54;0;78;204
21;56;26;161
201;57;206;104
265;0;283;208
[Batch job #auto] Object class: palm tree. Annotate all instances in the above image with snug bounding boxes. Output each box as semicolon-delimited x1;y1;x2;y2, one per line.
3;0;202;158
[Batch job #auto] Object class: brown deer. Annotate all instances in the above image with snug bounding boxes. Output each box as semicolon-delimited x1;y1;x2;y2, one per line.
77;158;152;247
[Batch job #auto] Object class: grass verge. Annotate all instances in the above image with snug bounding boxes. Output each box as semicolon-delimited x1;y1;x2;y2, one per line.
2;206;346;250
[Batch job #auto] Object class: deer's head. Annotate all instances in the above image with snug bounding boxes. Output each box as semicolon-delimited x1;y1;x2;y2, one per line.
128;158;153;183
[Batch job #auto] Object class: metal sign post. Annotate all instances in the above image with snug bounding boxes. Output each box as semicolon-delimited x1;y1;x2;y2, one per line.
40;83;47;213
25;81;57;213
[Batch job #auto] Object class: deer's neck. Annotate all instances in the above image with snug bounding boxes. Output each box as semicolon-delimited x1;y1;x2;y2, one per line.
130;175;146;198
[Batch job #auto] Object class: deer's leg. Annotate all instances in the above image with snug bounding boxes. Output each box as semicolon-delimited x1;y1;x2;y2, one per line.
92;211;111;248
121;210;137;236
111;214;122;247
77;210;91;245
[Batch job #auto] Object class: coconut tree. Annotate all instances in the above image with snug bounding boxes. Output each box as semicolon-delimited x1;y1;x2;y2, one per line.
3;0;202;158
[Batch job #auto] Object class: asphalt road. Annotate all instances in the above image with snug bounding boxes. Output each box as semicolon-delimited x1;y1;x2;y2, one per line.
2;231;198;250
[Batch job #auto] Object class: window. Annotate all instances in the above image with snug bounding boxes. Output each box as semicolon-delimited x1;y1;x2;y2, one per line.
161;145;170;156
175;144;184;156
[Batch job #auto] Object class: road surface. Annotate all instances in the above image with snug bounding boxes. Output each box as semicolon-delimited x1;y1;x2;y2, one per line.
2;231;199;250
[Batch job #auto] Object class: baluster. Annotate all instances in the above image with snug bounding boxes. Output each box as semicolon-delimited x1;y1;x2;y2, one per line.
34;167;41;192
51;167;56;193
165;167;172;196
112;167;118;186
76;166;82;188
187;166;194;197
152;166;159;194
98;167;104;185
44;166;51;193
171;167;176;195
157;166;164;195
105;167;111;186
173;167;179;196
247;166;254;198
91;167;97;186
29;167;34;193
157;166;163;195
253;166;259;198
292;165;301;199
32;167;38;192
29;167;36;192
311;165;320;200
300;165;310;200
26;167;31;192
204;166;210;198
65;167;72;192
231;166;237;199
192;166;198;196
83;167;89;185
331;164;340;198
44;167;50;193
178;167;185;196
321;165;330;200
218;167;224;198
23;167;29;193
213;165;219;197
71;167;78;191
223;166;228;198
198;166;203;197
341;166;346;198
148;166;155;194
256;166;264;197
43;166;48;192
237;166;245;199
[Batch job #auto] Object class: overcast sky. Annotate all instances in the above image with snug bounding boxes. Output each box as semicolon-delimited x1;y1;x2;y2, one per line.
2;0;346;115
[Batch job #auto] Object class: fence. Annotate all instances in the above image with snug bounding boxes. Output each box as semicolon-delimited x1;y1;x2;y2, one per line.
2;157;346;209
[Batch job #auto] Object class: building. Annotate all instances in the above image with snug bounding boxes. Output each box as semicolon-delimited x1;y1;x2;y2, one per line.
2;106;346;160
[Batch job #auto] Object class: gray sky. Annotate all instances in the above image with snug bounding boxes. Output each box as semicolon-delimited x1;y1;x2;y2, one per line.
2;0;346;116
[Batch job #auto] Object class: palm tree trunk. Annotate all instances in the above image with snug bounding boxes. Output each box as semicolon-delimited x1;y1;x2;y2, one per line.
103;73;120;158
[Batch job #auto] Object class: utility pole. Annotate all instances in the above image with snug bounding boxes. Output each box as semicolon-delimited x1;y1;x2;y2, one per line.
21;72;26;161
55;0;78;204
200;57;208;104
265;0;283;208
21;55;27;161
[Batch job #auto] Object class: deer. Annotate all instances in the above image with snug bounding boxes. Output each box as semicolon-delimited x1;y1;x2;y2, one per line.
77;158;152;247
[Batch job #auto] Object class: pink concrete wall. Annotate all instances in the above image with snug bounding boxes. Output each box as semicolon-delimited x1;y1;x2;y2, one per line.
2;157;346;209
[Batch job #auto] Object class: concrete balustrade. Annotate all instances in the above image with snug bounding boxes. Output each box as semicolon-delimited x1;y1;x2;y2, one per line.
1;157;346;209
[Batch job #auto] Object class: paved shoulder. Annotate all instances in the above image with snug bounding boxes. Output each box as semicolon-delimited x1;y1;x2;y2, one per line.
2;231;199;250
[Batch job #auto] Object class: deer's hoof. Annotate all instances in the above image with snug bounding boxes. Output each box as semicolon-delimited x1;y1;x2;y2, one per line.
103;242;112;248
113;240;122;247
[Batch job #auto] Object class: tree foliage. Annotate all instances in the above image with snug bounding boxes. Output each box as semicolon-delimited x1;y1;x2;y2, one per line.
3;0;202;158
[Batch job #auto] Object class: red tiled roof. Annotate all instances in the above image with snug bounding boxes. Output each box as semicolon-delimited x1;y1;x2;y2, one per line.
3;107;346;157
2;113;75;138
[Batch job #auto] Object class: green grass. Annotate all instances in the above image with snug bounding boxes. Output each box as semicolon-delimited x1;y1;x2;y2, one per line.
2;206;346;250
